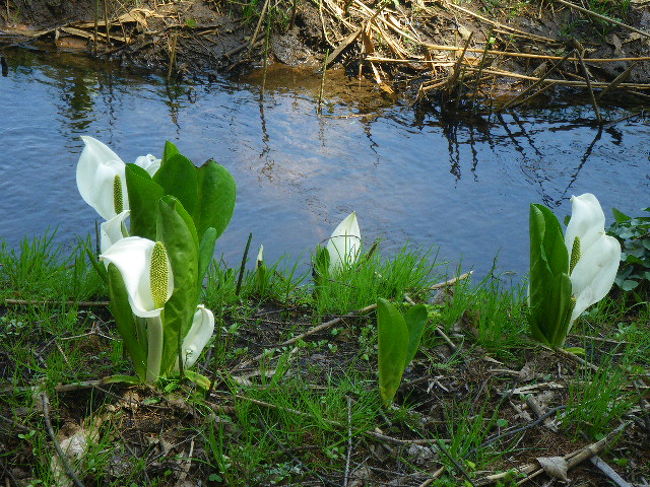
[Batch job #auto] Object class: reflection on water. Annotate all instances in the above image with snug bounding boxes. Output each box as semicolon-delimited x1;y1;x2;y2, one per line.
1;48;648;280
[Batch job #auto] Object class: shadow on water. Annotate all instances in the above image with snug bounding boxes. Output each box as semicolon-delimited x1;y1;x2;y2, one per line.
1;47;648;280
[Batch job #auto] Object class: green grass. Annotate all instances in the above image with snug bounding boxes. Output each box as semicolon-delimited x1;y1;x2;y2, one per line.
1;233;648;485
314;245;441;316
562;354;638;439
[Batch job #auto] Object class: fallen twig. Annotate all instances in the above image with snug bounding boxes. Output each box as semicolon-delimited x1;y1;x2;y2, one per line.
475;406;565;451
500;51;573;111
476;421;629;485
590;456;633;487
231;303;377;372
429;271;473;290
343;396;354;487
39;391;87;487
445;1;559;44
597;62;638;101
576;47;603;123
3;298;109;307
464;66;650;90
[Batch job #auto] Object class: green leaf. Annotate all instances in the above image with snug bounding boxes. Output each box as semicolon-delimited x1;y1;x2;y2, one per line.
196;160;236;239
162;141;180;166
612;208;631;223
156;196;200;375
84;244;107;284
198;227;218;288
256;264;268;294
403;304;428;366
528;204;573;347
313;246;330;287
153;153;199;218
620;279;639;291
377;298;409;405
102;374;142;385
184;369;211;390
564;347;585;356
107;263;146;380
125;164;164;240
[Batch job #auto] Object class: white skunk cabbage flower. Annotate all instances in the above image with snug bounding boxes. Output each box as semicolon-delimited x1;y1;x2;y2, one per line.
134;154;162;176
326;212;361;272
100;210;130;253
100;236;173;318
76;136;161;220
101;236;173;382
177;305;215;369
565;193;621;323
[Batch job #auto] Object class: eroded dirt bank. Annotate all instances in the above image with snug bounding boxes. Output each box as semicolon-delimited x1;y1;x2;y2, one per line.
2;1;650;108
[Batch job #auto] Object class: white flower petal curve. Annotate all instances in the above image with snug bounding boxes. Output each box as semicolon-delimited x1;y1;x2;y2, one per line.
134;154;162;176
570;234;621;323
100;210;130;253
326;212;361;273
565;193;606;256
257;244;264;268
101;236;173;318
77;136;127;220
180;305;215;369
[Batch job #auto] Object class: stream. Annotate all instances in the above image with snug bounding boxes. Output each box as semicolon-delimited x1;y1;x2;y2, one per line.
1;48;649;281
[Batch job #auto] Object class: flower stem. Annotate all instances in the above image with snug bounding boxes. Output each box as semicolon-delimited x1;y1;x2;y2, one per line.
145;314;164;383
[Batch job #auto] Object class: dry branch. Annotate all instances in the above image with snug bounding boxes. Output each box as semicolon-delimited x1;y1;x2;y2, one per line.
552;0;650;39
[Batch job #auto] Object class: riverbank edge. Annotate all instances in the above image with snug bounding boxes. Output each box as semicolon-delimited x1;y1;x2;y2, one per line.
2;1;650;112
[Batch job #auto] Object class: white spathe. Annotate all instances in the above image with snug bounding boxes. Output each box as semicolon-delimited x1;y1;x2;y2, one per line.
565;193;621;323
77;136;127;220
100;210;130;253
326;212;361;272
76;136;161;220
256;244;264;268
100;236;174;318
178;305;215;369
134;154;162;176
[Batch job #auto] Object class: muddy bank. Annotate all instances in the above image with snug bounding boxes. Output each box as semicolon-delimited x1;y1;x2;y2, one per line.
1;0;650;107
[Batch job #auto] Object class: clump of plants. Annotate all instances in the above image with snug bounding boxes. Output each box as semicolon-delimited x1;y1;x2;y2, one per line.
608;207;650;295
77;136;236;385
527;193;621;347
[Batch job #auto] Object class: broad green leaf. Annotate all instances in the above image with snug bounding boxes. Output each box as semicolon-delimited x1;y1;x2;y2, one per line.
621;279;639;291
153;153;199;218
403;304;428;366
125;164;164;241
107;263;146;380
538;204;568;276
156;196;200;375
377;298;409;405
198;227;218;288
196;160;236;239
549;273;574;345
162;141;180;165
528;204;573;347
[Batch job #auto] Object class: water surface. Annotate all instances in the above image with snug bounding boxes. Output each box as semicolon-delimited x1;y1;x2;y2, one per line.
1;49;648;280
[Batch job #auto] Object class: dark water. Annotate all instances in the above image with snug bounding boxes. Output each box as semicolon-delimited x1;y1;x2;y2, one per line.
1;48;648;280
